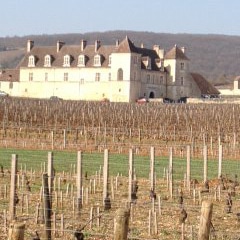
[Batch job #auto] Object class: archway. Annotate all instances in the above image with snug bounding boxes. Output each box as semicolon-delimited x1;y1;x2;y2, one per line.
149;91;155;98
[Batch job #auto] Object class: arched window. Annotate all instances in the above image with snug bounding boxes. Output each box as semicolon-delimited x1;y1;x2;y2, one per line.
94;55;101;66
78;55;85;66
117;68;123;81
28;55;35;67
44;55;51;67
63;55;71;67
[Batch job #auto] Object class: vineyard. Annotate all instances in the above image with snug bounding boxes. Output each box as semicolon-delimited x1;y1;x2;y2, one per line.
1;98;240;239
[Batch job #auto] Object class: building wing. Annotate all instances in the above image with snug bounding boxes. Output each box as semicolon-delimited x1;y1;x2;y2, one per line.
191;72;220;95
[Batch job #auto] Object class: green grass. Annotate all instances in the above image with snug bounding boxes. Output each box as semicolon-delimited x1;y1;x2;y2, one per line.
1;148;240;181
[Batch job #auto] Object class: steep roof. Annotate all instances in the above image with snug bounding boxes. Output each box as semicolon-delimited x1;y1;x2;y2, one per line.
0;69;19;82
191;73;220;95
19;43;117;68
18;37;165;71
115;36;138;53
165;45;189;60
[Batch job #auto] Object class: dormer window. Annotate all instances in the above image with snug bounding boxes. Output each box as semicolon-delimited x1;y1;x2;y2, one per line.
147;58;151;70
28;55;35;67
44;55;51;67
142;56;151;70
94;55;101;67
78;55;85;67
63;55;71;67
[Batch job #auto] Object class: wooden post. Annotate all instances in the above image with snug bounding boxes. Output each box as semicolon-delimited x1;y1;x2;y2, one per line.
76;151;82;212
169;147;173;199
9;154;18;221
42;173;51;240
8;222;25;240
186;145;191;192
218;145;223;178
103;149;111;210
48;152;54;209
61;213;64;236
128;148;134;202
114;208;130;240
150;146;155;193
63;129;66;149
51;131;54;150
203;145;208;183
198;201;213;240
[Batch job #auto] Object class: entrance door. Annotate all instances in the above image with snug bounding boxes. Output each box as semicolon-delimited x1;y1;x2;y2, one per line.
149;91;155;98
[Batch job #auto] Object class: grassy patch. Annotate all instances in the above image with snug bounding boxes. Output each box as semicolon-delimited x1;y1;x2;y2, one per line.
0;148;239;180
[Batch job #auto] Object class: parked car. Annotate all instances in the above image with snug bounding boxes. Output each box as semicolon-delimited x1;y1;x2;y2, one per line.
0;91;8;97
50;96;63;101
136;97;148;104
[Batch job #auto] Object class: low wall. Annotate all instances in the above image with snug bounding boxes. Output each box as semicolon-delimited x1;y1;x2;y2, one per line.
188;97;240;104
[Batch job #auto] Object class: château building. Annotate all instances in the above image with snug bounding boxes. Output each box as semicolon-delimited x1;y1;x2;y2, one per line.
0;37;219;102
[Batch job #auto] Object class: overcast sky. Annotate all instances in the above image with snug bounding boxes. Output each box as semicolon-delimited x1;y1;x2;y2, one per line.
1;0;240;37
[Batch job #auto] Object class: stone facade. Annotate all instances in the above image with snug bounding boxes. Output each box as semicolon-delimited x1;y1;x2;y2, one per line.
0;37;219;102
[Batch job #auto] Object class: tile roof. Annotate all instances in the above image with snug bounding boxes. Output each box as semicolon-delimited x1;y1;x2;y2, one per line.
191;73;220;95
115;36;138;53
0;69;19;82
165;45;189;60
20;44;117;68
19;37;164;71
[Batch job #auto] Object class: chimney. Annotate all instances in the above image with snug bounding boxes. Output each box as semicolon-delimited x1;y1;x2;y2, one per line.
153;45;164;59
95;40;101;52
160;59;164;71
27;40;34;52
181;47;186;54
57;41;65;52
81;39;87;51
116;39;119;47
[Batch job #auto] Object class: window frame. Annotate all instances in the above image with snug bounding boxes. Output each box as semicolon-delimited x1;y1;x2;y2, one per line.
64;72;68;81
117;68;123;81
95;72;101;81
45;72;48;81
63;55;71;67
28;55;35;67
180;62;185;70
78;55;85;67
29;72;33;81
44;55;51;67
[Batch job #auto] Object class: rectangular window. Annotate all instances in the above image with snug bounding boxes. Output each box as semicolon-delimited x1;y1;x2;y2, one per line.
95;73;100;81
133;72;136;81
108;73;111;81
180;62;185;70
29;72;33;81
134;56;138;64
160;76;163;85
147;74;150;83
45;72;48;81
180;77;184;85
80;78;84;84
64;72;68;81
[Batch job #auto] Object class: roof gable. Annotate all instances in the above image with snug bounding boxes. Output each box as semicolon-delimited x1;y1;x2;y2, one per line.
165;45;189;60
115;36;138;53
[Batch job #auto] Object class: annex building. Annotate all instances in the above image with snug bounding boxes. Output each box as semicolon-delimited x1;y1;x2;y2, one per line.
0;37;219;102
